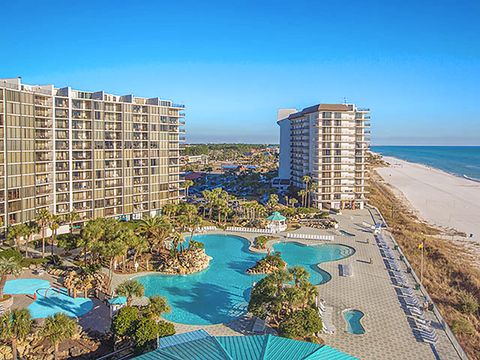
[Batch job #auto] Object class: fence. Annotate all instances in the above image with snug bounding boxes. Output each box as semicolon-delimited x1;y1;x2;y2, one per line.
285;233;334;241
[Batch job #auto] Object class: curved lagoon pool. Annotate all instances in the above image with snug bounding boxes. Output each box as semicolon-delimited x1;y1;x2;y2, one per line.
343;309;366;334
136;234;355;325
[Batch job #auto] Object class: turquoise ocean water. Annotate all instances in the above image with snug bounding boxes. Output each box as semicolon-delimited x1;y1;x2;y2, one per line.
371;146;480;181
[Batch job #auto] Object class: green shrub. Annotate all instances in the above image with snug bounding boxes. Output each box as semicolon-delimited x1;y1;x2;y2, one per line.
255;236;268;249
21;258;48;267
451;316;475;336
157;320;175;337
457;291;479;315
188;240;204;250
0;248;22;261
132;317;160;349
111;306;140;337
57;234;80;251
279;308;323;339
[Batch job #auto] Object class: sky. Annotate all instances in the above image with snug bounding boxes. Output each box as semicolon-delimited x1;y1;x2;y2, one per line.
1;0;479;145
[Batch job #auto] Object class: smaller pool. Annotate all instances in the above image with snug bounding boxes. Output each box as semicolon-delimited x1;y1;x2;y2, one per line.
4;278;50;295
5;279;93;319
343;309;366;335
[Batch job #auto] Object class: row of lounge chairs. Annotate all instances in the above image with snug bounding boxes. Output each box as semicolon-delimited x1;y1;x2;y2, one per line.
317;299;336;334
285;233;334;241
226;227;275;234
376;233;438;344
195;226;217;232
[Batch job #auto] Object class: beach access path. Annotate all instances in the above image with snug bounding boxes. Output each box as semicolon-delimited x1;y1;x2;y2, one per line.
376;156;480;260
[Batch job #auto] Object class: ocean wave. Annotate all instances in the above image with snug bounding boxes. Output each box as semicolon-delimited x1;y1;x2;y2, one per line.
463;175;480;183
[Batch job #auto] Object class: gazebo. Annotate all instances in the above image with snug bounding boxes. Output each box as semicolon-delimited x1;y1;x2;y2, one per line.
266;211;287;232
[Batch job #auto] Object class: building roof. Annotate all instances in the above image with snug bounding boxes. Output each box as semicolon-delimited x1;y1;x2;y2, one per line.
288;104;352;119
132;331;357;360
184;172;204;181
107;296;127;305
267;212;287;221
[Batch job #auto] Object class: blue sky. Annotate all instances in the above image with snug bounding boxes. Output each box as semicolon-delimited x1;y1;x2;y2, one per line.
1;0;479;145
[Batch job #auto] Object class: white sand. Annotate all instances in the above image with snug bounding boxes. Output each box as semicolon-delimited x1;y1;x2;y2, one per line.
376;156;480;258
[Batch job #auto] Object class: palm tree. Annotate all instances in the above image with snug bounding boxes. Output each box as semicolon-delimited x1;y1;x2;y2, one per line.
128;235;148;270
298;190;307;208
6;224;28;252
183;180;194;198
187;215;202;242
35;208;52;258
170;231;184;254
24;221;39;258
269;269;293;297
103;240;128;279
162;203;178;218
288;198;298;208
64;211;79;234
0;309;33;360
49;214;62;257
0;257;22;298
145;295;170;321
288;266;309;287
302;175;311;208
300;281;318;309
116;279;145;306
42;313;78;360
79;218;109;265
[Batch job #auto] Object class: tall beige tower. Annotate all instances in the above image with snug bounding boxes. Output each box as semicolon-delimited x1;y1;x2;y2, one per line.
277;103;370;210
0;78;185;230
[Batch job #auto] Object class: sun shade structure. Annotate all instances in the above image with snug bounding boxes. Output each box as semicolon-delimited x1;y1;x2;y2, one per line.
132;330;358;360
266;212;287;221
266;212;287;232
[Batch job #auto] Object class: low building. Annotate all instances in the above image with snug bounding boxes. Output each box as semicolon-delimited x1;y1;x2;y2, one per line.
133;329;357;359
186;154;209;164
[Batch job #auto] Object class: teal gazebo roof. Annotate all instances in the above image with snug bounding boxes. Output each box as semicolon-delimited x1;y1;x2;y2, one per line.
132;331;358;360
266;212;286;221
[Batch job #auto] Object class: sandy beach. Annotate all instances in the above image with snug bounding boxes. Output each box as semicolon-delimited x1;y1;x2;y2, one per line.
376;156;480;258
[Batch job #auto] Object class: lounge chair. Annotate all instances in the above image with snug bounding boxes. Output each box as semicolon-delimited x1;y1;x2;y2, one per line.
252;317;266;334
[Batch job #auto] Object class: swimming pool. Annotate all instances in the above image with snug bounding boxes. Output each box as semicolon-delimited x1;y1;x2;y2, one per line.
136;234;355;325
343;309;366;334
5;279;93;319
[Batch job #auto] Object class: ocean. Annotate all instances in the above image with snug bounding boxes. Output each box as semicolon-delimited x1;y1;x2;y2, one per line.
371;146;480;181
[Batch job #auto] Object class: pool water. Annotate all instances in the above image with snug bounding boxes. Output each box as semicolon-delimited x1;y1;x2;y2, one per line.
5;279;93;319
4;278;50;295
274;242;355;285
136;234;355;325
343;309;366;334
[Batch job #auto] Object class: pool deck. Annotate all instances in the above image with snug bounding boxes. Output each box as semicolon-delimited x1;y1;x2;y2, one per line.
133;209;463;360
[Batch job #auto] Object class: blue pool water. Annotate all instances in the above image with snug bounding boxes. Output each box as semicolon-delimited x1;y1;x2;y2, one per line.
343;309;366;335
5;279;93;319
136;234;355;325
4;278;50;295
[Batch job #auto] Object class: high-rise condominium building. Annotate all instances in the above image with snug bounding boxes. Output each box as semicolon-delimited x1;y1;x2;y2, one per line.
0;77;185;229
277;103;370;210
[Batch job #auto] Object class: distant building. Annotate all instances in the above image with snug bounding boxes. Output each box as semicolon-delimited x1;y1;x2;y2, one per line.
186;154;209;164
277;103;370;210
0;77;184;228
184;172;204;181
